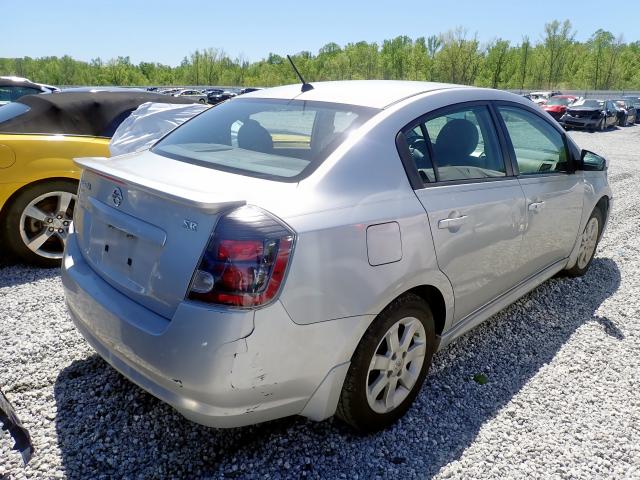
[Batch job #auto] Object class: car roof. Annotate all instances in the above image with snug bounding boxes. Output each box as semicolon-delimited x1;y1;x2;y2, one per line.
242;80;465;109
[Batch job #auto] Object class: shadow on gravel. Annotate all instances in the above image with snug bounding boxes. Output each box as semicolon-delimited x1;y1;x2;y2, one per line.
0;264;60;288
53;257;620;479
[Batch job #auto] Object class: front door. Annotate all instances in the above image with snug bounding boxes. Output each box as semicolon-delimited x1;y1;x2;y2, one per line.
495;104;583;274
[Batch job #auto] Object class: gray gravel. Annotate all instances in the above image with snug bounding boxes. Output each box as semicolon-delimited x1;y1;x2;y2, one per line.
1;126;640;479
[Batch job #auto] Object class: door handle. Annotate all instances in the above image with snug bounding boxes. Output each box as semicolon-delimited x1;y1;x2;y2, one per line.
438;215;469;229
528;201;545;212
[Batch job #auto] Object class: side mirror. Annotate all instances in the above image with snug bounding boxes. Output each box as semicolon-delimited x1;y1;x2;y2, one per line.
579;150;607;171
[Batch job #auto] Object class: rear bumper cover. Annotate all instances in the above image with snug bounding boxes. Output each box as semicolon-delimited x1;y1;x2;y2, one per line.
62;232;370;427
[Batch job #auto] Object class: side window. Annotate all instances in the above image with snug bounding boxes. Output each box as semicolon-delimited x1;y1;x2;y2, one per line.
424;106;506;182
404;124;436;182
497;106;568;174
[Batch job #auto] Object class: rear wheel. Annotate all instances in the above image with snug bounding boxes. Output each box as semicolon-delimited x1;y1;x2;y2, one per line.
3;180;78;267
336;294;436;432
563;207;603;277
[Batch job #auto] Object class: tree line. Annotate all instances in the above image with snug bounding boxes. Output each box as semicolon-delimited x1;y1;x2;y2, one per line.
2;20;639;90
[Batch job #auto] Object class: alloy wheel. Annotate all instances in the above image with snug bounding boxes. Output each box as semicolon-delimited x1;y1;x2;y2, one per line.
366;316;427;414
18;191;76;260
576;217;599;270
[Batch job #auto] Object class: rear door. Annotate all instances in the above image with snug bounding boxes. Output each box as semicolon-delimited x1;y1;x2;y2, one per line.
402;103;527;323
495;103;583;275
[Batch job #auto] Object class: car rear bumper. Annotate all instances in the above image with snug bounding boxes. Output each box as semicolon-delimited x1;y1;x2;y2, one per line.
61;232;369;427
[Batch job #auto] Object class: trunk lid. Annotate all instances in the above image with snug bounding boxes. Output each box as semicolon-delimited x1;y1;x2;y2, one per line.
73;150;291;319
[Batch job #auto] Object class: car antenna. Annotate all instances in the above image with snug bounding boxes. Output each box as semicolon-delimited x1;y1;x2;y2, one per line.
287;55;313;92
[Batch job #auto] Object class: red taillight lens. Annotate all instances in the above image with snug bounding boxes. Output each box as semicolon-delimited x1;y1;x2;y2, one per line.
217;240;264;262
187;206;294;308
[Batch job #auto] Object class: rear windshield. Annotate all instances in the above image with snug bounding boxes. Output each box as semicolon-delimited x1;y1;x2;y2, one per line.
546;98;570;106
571;99;601;109
152;98;378;181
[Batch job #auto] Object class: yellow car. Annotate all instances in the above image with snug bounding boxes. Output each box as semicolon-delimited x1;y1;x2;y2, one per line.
0;91;194;266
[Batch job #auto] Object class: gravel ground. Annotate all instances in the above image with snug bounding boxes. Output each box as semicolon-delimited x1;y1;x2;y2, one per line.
1;126;639;479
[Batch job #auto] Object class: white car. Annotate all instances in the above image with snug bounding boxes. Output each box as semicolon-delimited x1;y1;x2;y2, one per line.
173;89;207;103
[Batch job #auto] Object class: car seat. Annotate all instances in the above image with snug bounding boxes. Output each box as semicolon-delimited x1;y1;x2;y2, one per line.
237;119;273;154
433;119;479;167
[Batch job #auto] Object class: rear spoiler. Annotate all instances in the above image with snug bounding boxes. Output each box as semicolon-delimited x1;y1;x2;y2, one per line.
0;389;33;464
74;157;246;213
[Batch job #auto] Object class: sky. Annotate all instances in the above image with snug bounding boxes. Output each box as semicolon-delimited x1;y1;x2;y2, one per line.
3;0;639;66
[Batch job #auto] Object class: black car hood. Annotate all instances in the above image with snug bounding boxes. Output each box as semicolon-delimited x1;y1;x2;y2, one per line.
0;389;33;464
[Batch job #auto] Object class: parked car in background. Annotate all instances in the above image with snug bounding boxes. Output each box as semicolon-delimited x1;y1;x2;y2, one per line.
173;89;208;104
0;77;48;105
207;89;237;105
62;80;610;433
0;91;197;266
613;99;637;126
238;87;262;95
622;96;640;123
529;91;562;105
560;98;618;131
542;95;577;121
159;88;181;96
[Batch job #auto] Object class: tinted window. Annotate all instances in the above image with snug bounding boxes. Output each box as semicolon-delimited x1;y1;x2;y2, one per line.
0;102;30;122
423;106;506;182
0;86;41;103
571;99;600;109
546;98;570;106
498;106;568;174
152;98;377;181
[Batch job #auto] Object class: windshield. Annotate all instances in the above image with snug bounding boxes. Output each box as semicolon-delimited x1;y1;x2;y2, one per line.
0;102;31;123
571;99;601;109
152;98;378;181
546;98;570;106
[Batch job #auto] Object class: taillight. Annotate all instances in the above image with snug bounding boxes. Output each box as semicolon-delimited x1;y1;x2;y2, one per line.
187;206;294;308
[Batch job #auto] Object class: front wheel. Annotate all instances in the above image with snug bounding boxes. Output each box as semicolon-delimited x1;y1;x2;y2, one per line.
2;180;78;267
198;98;206;104
336;294;436;432
563;207;603;277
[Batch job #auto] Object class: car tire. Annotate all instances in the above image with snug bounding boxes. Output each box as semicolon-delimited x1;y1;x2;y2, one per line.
3;180;78;268
563;207;604;277
599;118;606;131
336;293;436;432
199;98;206;104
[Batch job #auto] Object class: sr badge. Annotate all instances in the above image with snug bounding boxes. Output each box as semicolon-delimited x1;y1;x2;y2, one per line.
183;219;198;231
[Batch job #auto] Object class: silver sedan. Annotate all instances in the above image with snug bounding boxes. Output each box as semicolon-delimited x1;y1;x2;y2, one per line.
62;81;611;432
172;89;208;103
